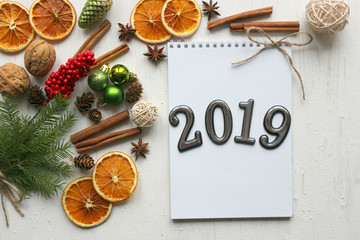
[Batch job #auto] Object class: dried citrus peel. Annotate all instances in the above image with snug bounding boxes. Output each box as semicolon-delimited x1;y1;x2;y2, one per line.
161;0;202;37
92;151;138;202
0;1;35;52
62;177;113;228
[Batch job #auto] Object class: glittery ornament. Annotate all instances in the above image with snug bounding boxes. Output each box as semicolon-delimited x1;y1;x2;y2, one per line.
88;64;109;91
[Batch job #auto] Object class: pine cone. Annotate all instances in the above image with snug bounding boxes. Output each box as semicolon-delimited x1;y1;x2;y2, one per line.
97;97;107;107
126;82;143;103
74;154;94;170
75;92;95;112
88;108;102;123
28;85;45;107
78;0;113;29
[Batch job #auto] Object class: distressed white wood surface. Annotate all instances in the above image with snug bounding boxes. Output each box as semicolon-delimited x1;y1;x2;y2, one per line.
1;0;359;239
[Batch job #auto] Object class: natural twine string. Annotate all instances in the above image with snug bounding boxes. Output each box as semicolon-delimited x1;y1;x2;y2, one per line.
0;171;24;227
131;100;159;128
233;27;313;100
305;0;350;34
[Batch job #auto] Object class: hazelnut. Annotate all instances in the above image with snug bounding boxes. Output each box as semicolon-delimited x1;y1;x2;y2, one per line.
0;63;30;97
24;39;56;77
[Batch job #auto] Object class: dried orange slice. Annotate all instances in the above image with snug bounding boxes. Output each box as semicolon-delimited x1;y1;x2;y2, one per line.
0;1;35;52
29;0;76;41
93;152;138;202
62;177;113;228
161;0;202;37
130;0;172;44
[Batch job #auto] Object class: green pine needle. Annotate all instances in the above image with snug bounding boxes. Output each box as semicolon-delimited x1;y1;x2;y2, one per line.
0;94;77;197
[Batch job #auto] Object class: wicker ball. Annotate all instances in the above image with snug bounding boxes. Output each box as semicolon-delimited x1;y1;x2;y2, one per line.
131;100;159;127
305;0;350;34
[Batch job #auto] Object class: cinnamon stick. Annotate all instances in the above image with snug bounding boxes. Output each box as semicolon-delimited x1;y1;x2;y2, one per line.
75;127;141;148
91;43;130;70
208;6;273;30
70;110;129;144
230;21;300;30
76;127;142;153
231;27;300;33
73;19;111;58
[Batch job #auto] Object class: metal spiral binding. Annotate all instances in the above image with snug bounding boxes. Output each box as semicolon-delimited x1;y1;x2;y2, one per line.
168;38;290;49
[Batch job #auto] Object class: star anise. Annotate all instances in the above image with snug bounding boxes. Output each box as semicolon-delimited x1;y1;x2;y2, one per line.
118;23;136;42
202;0;220;21
143;45;167;66
131;138;150;161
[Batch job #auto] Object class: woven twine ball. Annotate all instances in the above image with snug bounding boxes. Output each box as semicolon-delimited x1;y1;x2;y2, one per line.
131;100;159;127
305;0;350;34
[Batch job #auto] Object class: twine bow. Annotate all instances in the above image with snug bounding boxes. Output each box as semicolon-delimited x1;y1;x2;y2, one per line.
232;27;313;100
0;171;24;227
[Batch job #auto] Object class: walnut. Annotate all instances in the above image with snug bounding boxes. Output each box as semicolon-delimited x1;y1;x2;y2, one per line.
24;39;56;77
0;63;31;97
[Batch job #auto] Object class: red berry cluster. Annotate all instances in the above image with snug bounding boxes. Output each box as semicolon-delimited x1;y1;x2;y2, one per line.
45;50;97;101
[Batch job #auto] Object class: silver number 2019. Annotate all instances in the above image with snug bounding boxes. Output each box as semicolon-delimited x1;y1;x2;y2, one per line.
169;100;291;152
169;105;203;152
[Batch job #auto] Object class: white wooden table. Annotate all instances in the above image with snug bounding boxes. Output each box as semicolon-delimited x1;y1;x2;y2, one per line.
1;0;359;239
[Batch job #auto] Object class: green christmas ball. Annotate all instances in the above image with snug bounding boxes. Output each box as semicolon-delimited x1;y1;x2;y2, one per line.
109;64;130;85
88;70;109;91
104;85;124;105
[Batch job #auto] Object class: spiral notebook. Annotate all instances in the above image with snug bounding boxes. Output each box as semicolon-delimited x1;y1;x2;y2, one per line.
168;41;293;219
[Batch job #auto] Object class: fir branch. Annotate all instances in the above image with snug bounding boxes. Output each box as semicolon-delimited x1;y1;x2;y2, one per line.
31;157;73;179
17;165;64;197
0;125;9;164
4;170;32;196
24;111;77;153
24;141;73;165
23;94;70;143
0;95;77;198
20;141;73;182
0;96;22;167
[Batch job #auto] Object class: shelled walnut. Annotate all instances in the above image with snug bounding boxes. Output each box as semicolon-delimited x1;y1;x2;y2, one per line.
0;63;30;97
24;39;56;77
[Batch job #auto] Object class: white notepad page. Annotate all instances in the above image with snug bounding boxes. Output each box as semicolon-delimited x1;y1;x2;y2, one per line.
168;42;293;219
